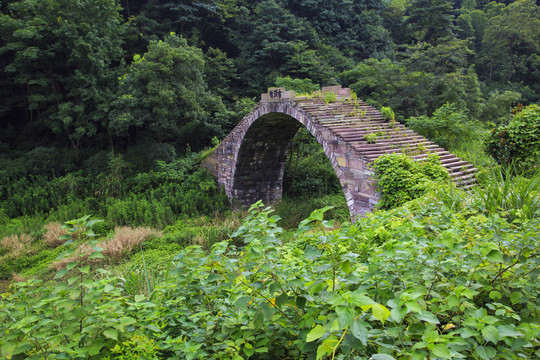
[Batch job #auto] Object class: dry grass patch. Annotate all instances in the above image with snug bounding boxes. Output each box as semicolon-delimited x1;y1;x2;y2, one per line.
0;233;33;258
102;227;161;261
51;226;161;271
43;222;68;248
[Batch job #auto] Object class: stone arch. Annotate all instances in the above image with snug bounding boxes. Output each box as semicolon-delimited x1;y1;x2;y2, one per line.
207;98;378;220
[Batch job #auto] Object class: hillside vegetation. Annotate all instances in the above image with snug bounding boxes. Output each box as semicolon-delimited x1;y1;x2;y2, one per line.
1;0;539;358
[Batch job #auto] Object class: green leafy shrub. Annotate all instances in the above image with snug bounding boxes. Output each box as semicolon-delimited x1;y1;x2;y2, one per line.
283;128;341;198
25;147;61;177
380;106;396;128
83;150;110;176
472;166;540;221
364;132;378;143
374;153;450;209
485;104;540;172
1;203;539;359
324;91;337;104
275;194;349;228
407;102;480;150
275;75;319;95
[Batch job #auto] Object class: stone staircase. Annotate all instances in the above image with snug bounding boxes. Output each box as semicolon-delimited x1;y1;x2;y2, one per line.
294;95;477;189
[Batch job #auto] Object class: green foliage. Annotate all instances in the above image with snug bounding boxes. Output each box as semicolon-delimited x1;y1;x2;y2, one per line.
324;91;337;104
364;132;379;144
472;166;540;221
374;153;450;209
25;147;61;177
275;76;319;95
283;128;341;198
405;0;455;44
0;152;229;227
275;194;350;229
0;0;125;150
380;106;395;122
407;102;480;150
485;104;540;172
109;34;225;150
2;202;539;359
478;0;540;98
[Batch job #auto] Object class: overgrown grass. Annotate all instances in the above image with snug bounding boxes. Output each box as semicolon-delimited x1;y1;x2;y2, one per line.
274;194;349;229
427;166;540;221
472;166;540;220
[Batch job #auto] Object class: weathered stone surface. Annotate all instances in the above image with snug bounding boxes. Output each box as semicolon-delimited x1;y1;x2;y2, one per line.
205;85;477;221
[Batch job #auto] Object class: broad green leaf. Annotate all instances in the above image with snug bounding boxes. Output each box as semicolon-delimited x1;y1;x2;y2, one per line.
120;317;137;327
88;251;105;259
350;320;368;346
317;335;338;360
1;343;16;358
275;293;288;308
306;325;325;342
371;354;396;360
79;265;90;274
253;310;264;329
405;301;423;313
447;295;459;308
371;303;391;323
304;246;322;260
390;307;406;323
497;325;522;338
88;343;102;356
340;260;351;274
442;236;454;249
309;282;326;294
296;296;307;310
482;325;499;344
103;329;118;341
510;291;522;304
349;293;375;307
336;306;354;329
54;268;69;279
235;296;251;310
134;294;145;302
432;344;451;359
243;343;254;357
475;346;496;359
147;324;160;332
489;291;502;300
486;250;502;262
418;311;439;324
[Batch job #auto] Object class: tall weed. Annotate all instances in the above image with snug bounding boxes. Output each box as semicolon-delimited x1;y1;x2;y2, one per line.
473;166;540;220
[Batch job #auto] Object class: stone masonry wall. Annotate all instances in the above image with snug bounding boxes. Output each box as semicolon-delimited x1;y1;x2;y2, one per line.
206;87;380;220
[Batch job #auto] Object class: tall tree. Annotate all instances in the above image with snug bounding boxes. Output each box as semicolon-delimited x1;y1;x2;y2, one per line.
109;34;225;150
0;0;125;151
405;0;455;44
478;0;540;101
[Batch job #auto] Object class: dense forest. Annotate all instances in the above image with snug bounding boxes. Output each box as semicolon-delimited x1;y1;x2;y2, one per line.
1;0;539;157
1;0;539;359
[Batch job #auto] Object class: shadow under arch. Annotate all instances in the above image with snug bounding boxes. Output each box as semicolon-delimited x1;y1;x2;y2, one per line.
231;112;347;207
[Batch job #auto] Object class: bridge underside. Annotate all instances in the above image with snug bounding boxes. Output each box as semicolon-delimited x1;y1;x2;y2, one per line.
232;114;301;206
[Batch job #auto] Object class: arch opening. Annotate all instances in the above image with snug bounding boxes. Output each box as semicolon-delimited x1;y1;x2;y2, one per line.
232;113;302;206
230;111;349;213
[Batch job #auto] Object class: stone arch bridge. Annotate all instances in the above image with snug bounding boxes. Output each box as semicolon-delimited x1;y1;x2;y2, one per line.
204;86;476;219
